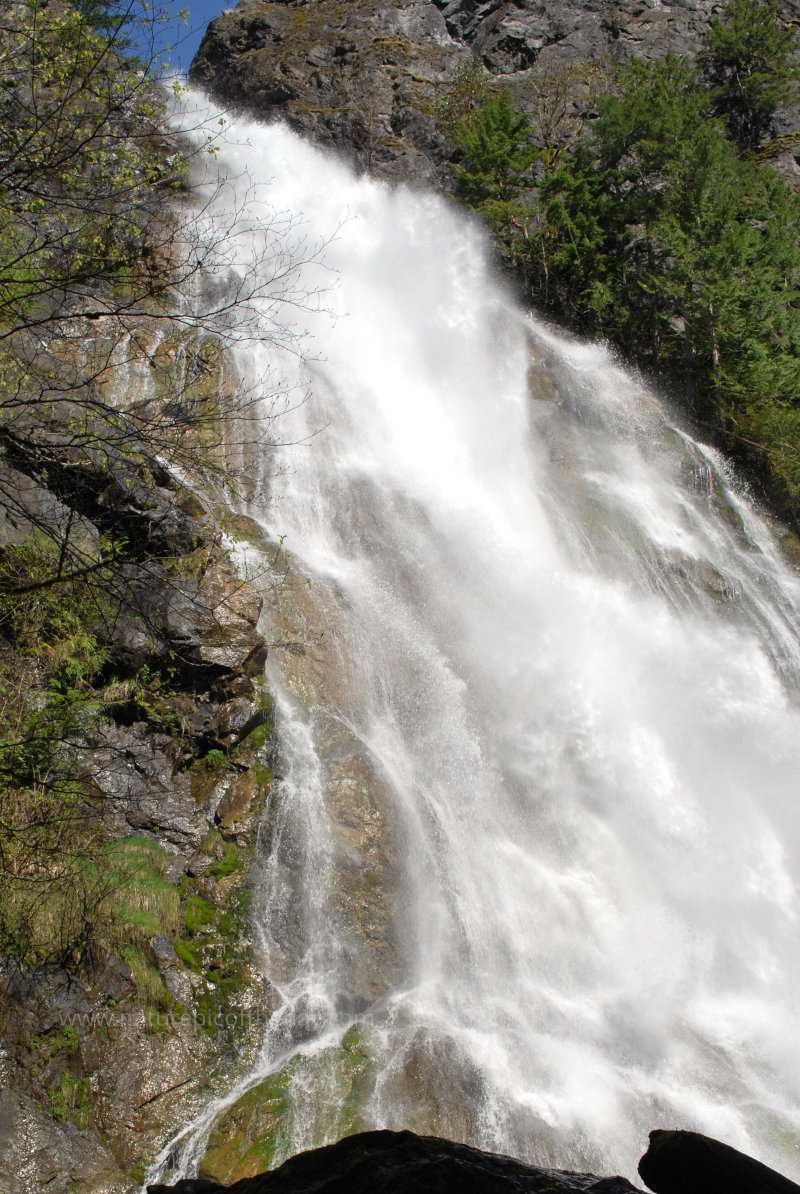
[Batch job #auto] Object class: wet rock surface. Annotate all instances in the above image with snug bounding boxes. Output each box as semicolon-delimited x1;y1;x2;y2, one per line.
197;1025;373;1183
0;958;215;1188
0;1088;125;1194
261;559;408;1005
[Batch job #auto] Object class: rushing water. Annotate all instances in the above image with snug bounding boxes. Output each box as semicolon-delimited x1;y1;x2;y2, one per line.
151;95;800;1185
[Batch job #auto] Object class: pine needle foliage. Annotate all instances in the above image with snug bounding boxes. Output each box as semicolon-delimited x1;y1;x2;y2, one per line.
700;0;800;151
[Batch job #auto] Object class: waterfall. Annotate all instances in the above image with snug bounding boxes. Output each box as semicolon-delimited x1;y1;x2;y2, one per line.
152;94;800;1185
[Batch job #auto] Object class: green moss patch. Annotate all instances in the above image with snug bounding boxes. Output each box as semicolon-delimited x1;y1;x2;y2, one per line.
199;1025;374;1182
50;1072;91;1130
200;1057;301;1182
108;837;181;944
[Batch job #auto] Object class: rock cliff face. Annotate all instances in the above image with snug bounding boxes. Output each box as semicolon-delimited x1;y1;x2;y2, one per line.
190;0;800;189
0;426;274;1189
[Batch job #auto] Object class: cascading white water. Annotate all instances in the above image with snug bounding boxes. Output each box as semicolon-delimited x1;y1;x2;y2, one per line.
152;94;800;1185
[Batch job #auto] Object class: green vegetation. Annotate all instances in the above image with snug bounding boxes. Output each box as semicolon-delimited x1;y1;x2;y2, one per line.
184;884;254;1036
0;0;275;597
51;1072;91;1129
443;0;800;527
330;1023;372;1137
0;535;114;969
184;893;217;936
0;529;255;992
0;524;262;1014
129;1162;147;1186
0;0;272;983
240;719;272;755
0;7;272;1156
200;1025;373;1182
453;89;538;227
201;1058;302;1181
202;748;228;773
701;0;800;150
102;668;183;732
0;531;186;969
0;0;213;560
119;946;174;1013
0;0;174;335
30;1025;79;1062
108;838;182;941
209;839;244;879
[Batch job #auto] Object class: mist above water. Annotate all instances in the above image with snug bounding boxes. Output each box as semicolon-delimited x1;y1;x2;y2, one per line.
154;95;800;1185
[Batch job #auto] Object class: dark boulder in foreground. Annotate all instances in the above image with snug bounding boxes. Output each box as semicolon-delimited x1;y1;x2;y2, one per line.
638;1129;800;1194
149;1128;641;1193
149;1127;800;1194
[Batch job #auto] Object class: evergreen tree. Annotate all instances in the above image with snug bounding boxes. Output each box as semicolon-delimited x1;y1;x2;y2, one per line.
437;7;800;524
700;0;800;151
480;53;800;518
528;145;612;323
452;90;538;208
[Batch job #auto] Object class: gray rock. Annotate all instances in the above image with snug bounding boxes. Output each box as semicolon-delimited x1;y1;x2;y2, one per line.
0;1089;124;1194
91;953;137;1004
214;770;264;844
0;461;99;554
190;0;800;191
124;554;266;685
190;0;465;189
90;721;208;854
149;933;179;970
148;935;195;1003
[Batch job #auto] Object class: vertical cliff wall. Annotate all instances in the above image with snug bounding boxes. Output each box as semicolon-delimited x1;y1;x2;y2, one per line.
189;0;800;188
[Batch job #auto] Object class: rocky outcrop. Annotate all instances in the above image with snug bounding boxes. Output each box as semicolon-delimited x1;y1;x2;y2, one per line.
191;0;460;188
0;959;217;1189
149;1128;800;1194
190;0;800;188
197;1025;372;1183
150;1128;642;1193
0;1088;126;1194
0;442;274;1188
638;1130;800;1194
0;436;269;828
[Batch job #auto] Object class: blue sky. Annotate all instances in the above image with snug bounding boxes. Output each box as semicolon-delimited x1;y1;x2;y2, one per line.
141;0;233;71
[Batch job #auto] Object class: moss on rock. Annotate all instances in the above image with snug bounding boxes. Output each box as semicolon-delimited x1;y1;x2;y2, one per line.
200;1057;301;1182
199;1023;374;1183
